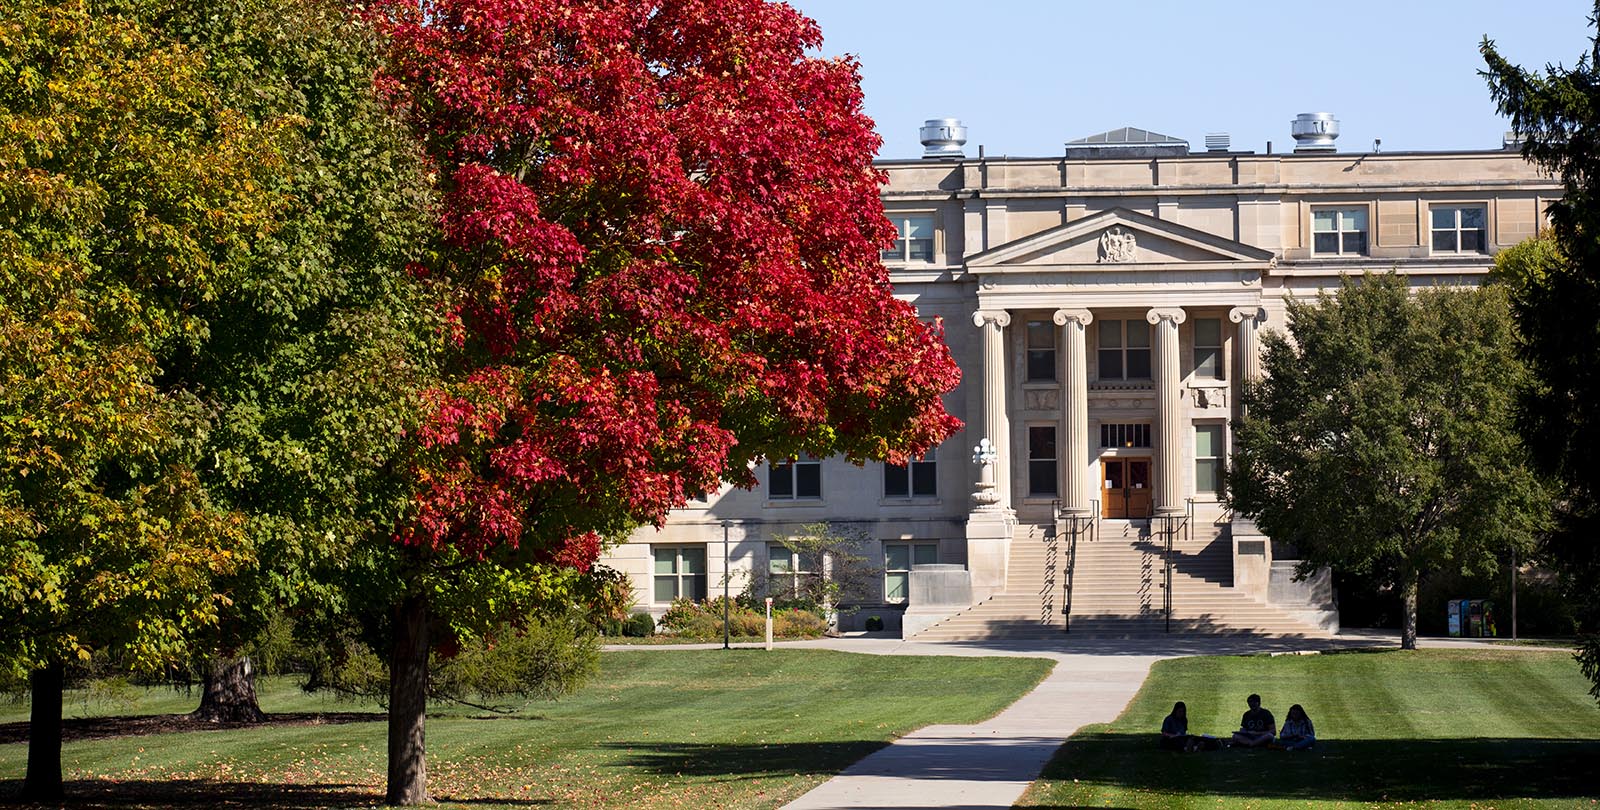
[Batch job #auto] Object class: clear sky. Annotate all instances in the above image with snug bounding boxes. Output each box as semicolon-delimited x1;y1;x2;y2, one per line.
787;1;1595;160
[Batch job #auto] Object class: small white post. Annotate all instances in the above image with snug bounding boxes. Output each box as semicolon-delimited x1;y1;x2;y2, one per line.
764;597;774;650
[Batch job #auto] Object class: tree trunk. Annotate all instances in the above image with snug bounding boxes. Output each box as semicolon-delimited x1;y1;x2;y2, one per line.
22;662;64;803
189;655;266;723
385;592;431;805
1401;571;1419;650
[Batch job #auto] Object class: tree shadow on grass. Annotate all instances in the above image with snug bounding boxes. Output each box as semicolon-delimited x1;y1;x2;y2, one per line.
0;712;386;745
0;778;554;809
599;740;888;780
1017;732;1600;806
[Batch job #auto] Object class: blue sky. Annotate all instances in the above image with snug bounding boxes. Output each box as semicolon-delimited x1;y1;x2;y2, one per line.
787;1;1595;159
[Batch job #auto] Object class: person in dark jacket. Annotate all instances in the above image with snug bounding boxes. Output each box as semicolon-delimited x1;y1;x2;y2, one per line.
1159;701;1199;751
1231;693;1276;748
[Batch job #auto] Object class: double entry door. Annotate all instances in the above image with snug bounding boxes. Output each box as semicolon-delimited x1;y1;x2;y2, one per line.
1101;457;1153;519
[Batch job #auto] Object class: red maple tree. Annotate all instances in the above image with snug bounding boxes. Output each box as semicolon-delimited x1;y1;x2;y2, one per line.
372;0;961;802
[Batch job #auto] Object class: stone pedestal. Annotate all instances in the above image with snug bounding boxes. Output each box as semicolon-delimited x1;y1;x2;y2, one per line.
964;509;1012;603
1230;517;1272;601
901;564;975;638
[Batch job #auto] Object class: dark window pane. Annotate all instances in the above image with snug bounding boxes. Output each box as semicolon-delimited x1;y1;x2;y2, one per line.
769;463;793;498
884;464;909;498
1027;320;1053;349
1461;229;1484;252
1195;318;1221;346
1313;232;1339;253
1126;349;1152;379
1098;349;1123;379
911;461;937;496
1127;321;1151;349
1029;460;1058;496
1195;347;1220;379
913;544;938;565
795;463;822;498
1027;349;1056;381
1343;232;1368;255
1461;208;1486;228
1029;426;1056;459
1433;231;1457;251
908;238;934;262
1099;318;1121;348
688;574;708;601
1432;208;1455;229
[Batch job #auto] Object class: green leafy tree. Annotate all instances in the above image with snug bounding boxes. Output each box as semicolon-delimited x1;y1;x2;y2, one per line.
1483;3;1600;700
0;2;287;798
1228;274;1546;650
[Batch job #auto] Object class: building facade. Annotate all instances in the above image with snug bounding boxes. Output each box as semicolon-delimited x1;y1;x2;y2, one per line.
602;120;1557;637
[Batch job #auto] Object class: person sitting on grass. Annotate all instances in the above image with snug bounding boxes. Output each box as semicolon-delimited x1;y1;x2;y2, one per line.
1277;703;1316;751
1231;693;1276;748
1159;701;1198;751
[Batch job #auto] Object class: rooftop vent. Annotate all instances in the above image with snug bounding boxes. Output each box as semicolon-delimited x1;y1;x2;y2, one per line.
1291;113;1339;152
920;118;967;159
1205;133;1231;152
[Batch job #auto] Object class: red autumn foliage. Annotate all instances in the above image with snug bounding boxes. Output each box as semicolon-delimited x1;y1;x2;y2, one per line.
374;0;962;565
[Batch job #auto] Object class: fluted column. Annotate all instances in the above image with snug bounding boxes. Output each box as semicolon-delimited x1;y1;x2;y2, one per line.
1228;306;1265;382
1146;307;1187;515
972;310;1012;512
1053;308;1093;515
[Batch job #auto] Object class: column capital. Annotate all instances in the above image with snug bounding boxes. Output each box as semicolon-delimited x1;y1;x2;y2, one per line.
972;310;1012;328
1228;305;1265;324
1145;307;1187;326
1052;308;1094;327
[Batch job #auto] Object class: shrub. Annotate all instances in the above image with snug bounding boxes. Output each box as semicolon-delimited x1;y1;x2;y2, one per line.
864;615;884;632
657;598;825;639
622;612;656;637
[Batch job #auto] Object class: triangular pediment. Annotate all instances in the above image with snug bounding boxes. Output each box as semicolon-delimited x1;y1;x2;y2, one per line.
966;208;1276;270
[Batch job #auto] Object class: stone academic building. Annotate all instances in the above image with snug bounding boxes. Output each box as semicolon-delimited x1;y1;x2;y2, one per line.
602;115;1557;639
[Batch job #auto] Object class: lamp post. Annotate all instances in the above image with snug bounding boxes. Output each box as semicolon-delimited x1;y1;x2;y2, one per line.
721;519;733;650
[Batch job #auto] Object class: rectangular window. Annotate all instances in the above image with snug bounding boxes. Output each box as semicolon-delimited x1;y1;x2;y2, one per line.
884;542;938;603
1097;319;1152;381
769;457;822;500
1193;318;1223;380
1099;423;1152;448
884;448;937;498
882;214;935;263
1194;424;1224;496
768;544;820;598
1028;425;1058;497
1026;320;1056;381
653;546;708;603
1431;206;1487;253
1312;208;1369;255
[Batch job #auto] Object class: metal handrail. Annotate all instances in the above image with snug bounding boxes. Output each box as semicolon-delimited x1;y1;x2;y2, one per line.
1057;499;1099;634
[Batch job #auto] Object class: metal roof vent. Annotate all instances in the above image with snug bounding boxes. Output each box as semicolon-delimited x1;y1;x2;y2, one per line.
1291;113;1339;152
920;118;967;159
1205;133;1231;152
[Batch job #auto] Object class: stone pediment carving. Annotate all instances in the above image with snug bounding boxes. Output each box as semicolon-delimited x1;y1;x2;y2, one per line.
966;208;1276;271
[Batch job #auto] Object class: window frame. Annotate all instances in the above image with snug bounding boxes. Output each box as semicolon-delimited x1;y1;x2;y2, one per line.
767;544;821;598
1025;319;1057;382
883;541;938;603
652;545;708;604
1311;207;1369;256
1193;423;1226;498
1429;205;1488;254
881;213;936;264
768;456;822;501
1097;319;1152;381
1192;317;1224;381
1100;422;1152;449
1028;424;1058;497
884;447;938;499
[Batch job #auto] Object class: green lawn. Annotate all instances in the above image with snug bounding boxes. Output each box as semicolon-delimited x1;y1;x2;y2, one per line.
0;649;1052;809
1019;648;1600;809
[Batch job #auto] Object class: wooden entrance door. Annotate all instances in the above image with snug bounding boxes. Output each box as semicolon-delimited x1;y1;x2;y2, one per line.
1101;458;1153;519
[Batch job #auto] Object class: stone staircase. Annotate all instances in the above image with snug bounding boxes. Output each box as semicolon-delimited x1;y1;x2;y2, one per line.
909;519;1336;641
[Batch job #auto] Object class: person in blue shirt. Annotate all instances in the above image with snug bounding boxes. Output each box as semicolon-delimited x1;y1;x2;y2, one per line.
1159;701;1199;751
1278;703;1316;751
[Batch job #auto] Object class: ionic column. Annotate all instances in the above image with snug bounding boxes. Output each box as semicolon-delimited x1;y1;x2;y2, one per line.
1228;306;1265;382
972;310;1012;511
1146;307;1187;515
1053;308;1093;515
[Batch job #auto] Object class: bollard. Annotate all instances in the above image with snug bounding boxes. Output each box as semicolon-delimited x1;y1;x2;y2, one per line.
764;597;773;650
